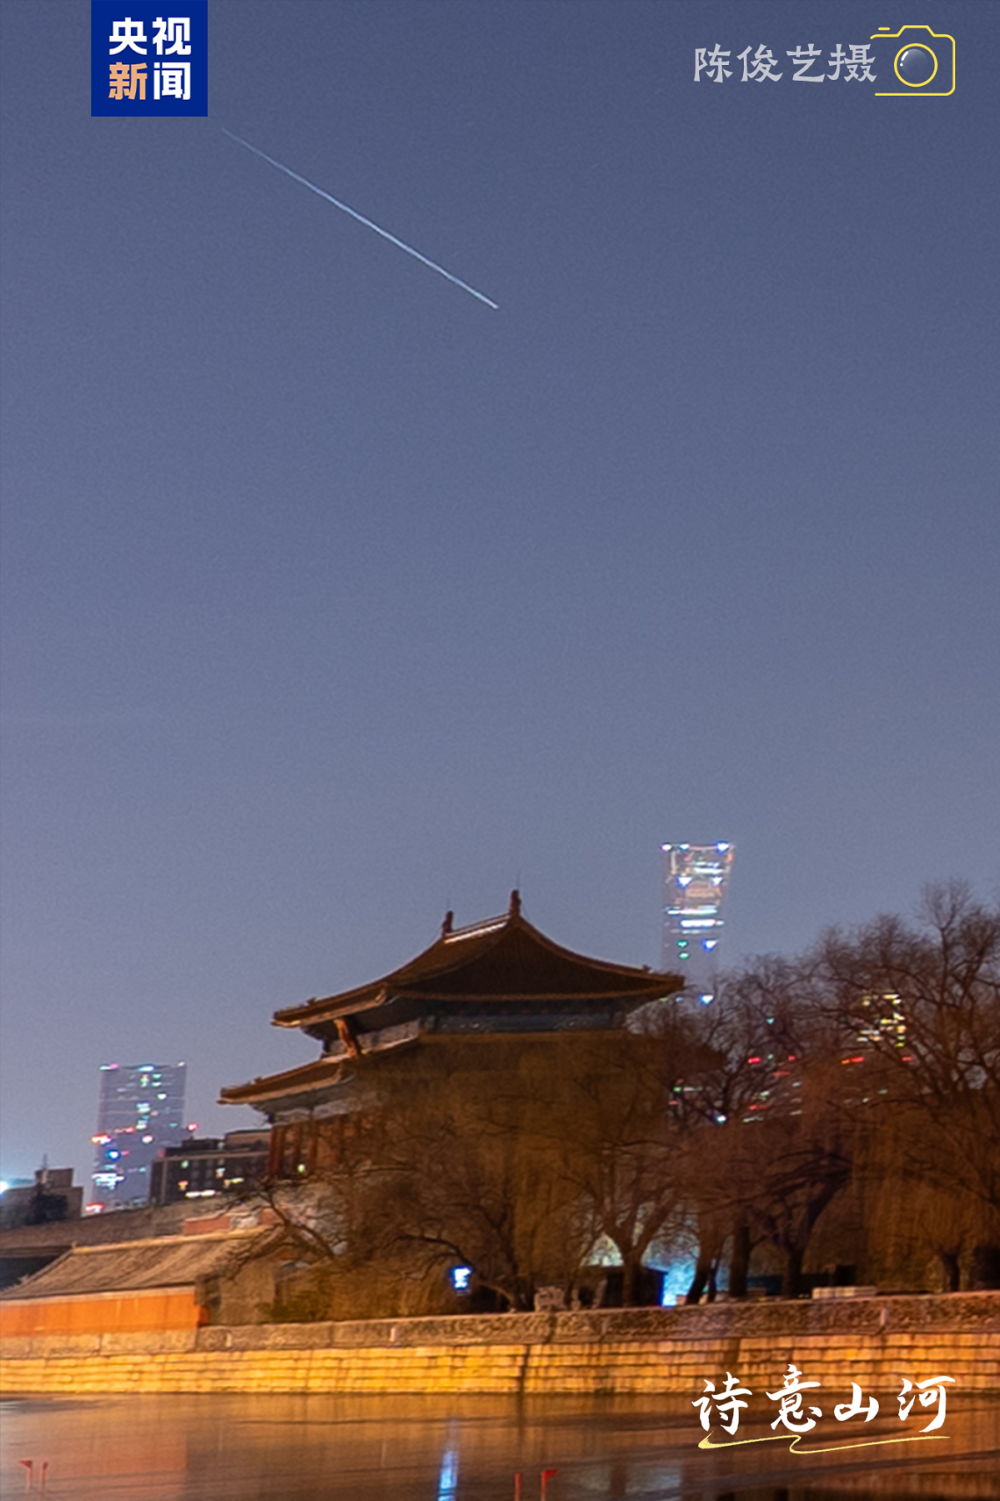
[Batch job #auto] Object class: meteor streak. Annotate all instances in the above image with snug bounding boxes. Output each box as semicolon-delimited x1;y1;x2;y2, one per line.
222;129;498;309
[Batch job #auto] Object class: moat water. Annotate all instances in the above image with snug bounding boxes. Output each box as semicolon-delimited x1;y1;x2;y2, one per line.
1;1393;998;1500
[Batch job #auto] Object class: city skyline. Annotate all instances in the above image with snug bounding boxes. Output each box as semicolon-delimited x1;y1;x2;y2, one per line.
2;0;997;1193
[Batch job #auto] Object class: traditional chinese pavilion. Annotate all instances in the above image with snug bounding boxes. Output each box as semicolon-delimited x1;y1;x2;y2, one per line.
221;892;681;1176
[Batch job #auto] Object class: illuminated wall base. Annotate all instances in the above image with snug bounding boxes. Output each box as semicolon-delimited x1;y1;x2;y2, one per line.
2;1296;996;1394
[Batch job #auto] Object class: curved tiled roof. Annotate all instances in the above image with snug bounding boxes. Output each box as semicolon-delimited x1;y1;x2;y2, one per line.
274;893;680;1035
220;895;682;1113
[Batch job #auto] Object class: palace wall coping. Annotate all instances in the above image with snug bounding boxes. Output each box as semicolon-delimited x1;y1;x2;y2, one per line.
4;1290;995;1363
197;1292;999;1351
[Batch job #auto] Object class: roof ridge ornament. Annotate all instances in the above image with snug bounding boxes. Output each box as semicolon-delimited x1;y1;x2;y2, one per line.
441;910;454;937
509;888;522;918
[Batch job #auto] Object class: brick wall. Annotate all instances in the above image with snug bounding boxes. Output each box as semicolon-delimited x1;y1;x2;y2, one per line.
2;1293;996;1396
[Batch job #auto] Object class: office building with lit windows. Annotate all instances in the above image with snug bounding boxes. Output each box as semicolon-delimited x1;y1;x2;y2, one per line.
149;1129;271;1206
661;842;735;1001
91;1063;187;1208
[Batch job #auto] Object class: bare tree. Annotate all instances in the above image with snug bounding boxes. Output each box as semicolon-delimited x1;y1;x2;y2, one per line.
539;1016;698;1305
676;963;856;1299
336;1038;592;1311
816;882;1000;1223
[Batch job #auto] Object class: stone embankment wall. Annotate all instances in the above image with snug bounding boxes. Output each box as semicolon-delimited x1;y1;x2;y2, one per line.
2;1293;997;1397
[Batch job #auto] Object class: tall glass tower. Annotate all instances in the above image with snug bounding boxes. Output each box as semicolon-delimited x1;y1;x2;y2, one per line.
661;843;735;1001
91;1062;187;1207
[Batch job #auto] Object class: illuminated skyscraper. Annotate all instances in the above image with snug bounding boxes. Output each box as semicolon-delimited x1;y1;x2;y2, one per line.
91;1062;187;1207
660;842;735;1001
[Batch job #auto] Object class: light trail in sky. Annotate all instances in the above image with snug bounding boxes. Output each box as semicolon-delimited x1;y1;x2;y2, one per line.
222;129;499;310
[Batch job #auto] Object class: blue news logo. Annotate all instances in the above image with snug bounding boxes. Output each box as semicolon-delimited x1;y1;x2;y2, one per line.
91;2;208;117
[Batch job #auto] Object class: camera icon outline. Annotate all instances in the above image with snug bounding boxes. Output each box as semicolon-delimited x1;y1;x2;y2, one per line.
871;24;956;96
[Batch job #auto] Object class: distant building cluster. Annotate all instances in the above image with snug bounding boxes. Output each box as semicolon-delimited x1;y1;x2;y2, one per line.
85;1061;272;1211
660;842;735;1002
148;1130;271;1206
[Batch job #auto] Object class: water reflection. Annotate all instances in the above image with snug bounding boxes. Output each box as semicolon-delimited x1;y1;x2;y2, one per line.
1;1394;997;1500
438;1444;460;1498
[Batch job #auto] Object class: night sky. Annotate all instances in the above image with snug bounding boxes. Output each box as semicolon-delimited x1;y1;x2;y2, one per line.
1;1;997;1192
